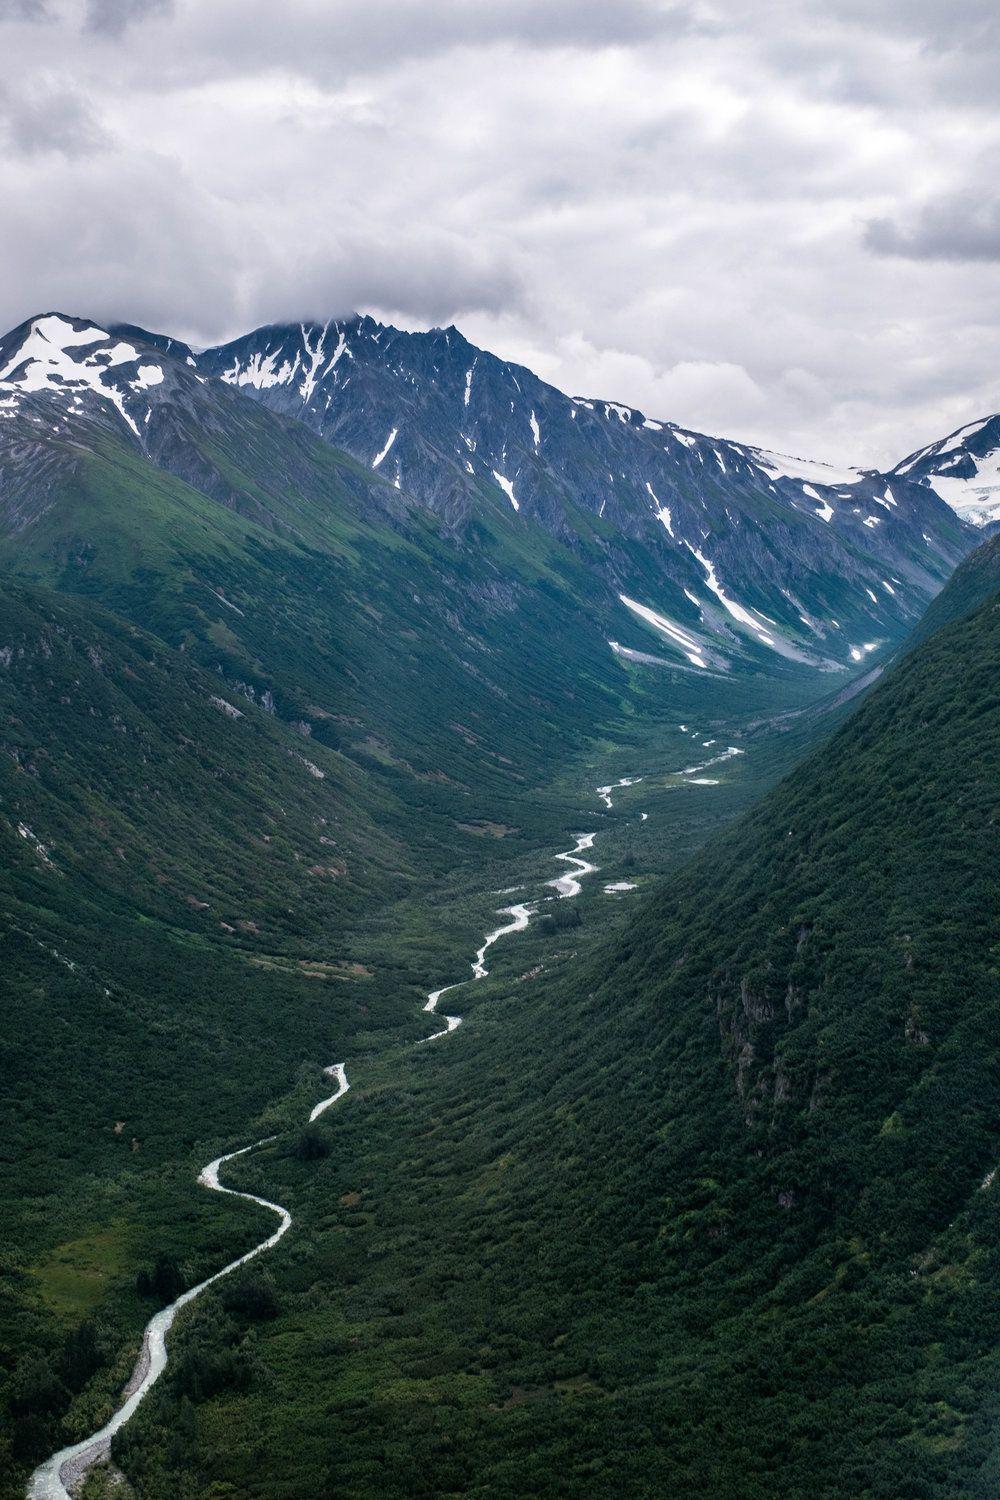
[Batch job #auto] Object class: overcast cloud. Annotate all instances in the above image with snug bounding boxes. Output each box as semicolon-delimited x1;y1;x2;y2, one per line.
1;0;998;465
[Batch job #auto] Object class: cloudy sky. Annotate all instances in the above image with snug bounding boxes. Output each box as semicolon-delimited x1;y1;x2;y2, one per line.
2;0;998;465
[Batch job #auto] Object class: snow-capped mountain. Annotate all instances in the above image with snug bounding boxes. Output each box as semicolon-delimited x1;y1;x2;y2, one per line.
891;415;1000;531
194;316;971;672
0;309;976;679
0;312;174;438
0;312;410;540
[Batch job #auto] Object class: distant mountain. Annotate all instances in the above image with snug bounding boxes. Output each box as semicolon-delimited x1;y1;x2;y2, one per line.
891;413;1000;531
0;312;413;540
191;316;972;674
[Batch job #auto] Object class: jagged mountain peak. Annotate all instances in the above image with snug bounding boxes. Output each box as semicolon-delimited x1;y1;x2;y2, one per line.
892;412;1000;530
194;312;972;675
0;312;172;438
109;320;198;364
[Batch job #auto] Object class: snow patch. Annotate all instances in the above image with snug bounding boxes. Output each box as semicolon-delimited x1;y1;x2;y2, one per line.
372;427;398;468
684;543;776;648
645;482;673;535
753;447;860;487
492;471;520;510
320;328;351;379
298;322;329;403
619;595;707;668
0;315;152;436
222;346;298;391
923;447;1000;527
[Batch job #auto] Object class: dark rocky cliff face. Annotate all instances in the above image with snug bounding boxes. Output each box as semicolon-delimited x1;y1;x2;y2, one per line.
196;315;973;671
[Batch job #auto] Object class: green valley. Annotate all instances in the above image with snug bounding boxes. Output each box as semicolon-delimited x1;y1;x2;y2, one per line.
0;314;994;1500
81;542;1000;1499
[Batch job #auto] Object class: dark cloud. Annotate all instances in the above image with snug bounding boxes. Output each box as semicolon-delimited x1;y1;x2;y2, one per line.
0;0;52;18
865;193;1000;263
188;0;691;78
253;230;527;330
0;78;109;156
85;0;172;37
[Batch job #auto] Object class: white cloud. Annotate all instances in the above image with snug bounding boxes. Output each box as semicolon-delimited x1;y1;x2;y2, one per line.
0;0;998;467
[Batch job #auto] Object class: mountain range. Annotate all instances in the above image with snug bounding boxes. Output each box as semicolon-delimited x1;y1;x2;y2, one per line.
0;310;982;680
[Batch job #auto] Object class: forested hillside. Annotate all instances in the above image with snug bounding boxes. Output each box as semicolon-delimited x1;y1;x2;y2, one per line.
101;552;1000;1498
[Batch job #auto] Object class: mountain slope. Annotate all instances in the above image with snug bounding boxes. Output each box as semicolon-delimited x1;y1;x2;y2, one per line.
0;314;651;877
0;310;976;682
106;540;1000;1498
903;528;1000;646
0;578;430;1491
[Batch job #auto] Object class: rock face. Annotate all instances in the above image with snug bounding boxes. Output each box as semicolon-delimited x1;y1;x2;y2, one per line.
0;312;410;541
195;316;974;669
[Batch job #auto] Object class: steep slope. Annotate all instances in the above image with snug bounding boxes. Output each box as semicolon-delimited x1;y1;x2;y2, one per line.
0;579;416;932
893;413;1000;531
904;528;1000;645
194;316;972;672
107;545;1000;1498
0;312;412;544
0;312;906;985
0;313;649;879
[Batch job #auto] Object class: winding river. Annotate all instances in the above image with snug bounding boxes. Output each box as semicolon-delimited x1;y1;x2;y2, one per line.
28;1070;349;1500
27;829;604;1498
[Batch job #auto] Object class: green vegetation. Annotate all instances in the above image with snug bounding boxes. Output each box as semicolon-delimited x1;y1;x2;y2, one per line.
0;393;842;1495
88;582;999;1497
3;356;992;1498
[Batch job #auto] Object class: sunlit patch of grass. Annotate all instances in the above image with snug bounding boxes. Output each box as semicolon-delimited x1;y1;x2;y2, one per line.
29;1226;131;1320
